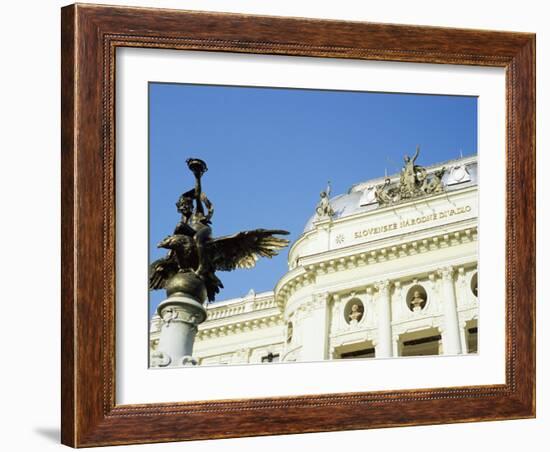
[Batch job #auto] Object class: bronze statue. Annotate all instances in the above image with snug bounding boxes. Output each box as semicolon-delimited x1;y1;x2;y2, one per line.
149;158;290;303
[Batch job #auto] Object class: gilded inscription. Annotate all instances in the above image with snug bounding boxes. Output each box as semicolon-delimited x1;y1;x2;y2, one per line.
353;205;472;240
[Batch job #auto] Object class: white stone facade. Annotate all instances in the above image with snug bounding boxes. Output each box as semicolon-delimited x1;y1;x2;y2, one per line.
150;155;479;365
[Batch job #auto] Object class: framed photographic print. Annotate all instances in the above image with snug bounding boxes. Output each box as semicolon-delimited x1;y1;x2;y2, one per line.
61;3;535;447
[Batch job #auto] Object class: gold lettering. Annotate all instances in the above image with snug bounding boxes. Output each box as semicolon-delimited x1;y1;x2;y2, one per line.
351;204;472;240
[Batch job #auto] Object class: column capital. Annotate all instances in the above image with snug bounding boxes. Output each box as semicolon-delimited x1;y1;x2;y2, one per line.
299;292;330;315
375;280;391;293
160;305;202;327
438;266;455;280
313;292;331;305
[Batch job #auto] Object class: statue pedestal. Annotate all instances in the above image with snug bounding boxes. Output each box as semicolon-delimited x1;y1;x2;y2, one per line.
151;295;207;368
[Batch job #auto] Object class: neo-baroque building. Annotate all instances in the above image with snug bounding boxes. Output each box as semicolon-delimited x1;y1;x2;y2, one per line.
150;154;479;365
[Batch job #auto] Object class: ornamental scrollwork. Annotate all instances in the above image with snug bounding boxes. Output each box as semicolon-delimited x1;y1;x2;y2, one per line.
150;351;171;367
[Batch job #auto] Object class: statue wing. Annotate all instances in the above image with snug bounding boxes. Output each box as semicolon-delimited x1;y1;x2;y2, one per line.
149;252;179;290
207;229;290;272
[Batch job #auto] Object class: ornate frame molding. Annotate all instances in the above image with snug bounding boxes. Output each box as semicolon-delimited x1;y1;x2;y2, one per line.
61;4;535;447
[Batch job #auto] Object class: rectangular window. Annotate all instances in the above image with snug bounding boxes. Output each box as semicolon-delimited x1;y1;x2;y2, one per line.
401;335;442;357
340;348;375;359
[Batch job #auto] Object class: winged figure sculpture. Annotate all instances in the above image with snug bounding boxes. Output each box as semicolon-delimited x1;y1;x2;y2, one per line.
149;158;290;303
150;229;289;302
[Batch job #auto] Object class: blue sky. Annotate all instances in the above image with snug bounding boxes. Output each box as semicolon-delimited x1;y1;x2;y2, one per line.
148;82;477;317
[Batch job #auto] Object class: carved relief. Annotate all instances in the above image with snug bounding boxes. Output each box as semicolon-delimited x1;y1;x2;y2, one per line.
344;299;364;325
150;351;171;367
160;305;201;327
406;285;428;312
447;164;471;185
375;178;399;205
160;307;179;326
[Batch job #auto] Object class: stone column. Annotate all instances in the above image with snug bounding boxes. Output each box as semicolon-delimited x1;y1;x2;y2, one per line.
151;295;207;367
299;293;331;361
439;266;462;355
375;280;393;358
392;334;400;357
459;320;468;353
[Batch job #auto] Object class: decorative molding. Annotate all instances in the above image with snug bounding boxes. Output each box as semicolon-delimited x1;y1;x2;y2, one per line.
206;295;278;321
375;280;391;294
150;351;171;368
277;227;477;305
159;306;201;327
196;314;284;339
295;293;330;318
439;266;455;281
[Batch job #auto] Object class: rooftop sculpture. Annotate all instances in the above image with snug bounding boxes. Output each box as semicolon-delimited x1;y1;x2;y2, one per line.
315;181;335;220
375;147;446;206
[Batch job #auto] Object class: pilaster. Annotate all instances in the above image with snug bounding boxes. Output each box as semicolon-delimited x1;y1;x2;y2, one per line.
375;280;393;358
439;266;462;355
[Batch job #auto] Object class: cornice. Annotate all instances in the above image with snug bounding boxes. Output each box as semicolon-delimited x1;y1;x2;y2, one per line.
276;225;478;307
196;312;284;339
291;184;478;257
205;295;278;322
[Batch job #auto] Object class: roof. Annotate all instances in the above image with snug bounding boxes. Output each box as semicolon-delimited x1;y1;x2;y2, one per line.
303;154;478;232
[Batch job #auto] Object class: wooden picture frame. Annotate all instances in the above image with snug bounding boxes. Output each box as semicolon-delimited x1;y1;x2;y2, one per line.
61;3;535;447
